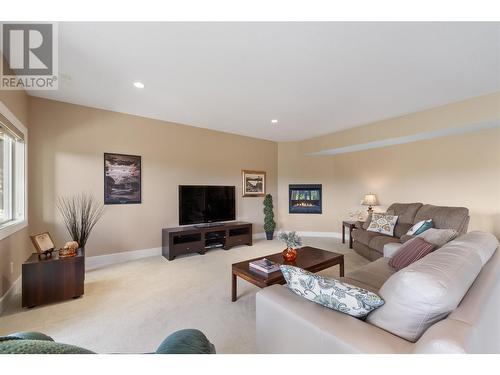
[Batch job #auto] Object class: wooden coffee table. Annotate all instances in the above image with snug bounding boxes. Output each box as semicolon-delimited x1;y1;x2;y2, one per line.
231;246;344;301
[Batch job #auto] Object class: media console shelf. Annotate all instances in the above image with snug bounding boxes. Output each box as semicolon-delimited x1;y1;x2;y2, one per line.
162;222;253;260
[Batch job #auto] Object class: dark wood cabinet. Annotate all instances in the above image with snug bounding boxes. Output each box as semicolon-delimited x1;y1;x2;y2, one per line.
162;222;252;260
22;249;85;308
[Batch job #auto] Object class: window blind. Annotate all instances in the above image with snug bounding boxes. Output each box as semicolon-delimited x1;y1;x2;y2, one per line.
0;113;24;141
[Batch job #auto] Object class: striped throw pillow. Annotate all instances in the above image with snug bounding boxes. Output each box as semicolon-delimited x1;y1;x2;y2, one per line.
389;237;435;270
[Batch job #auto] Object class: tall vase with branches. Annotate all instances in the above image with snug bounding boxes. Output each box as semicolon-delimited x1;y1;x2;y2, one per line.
57;193;105;251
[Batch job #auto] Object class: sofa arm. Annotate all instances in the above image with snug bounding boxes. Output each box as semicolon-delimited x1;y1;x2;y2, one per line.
155;329;215;354
256;285;413;354
383;243;403;258
355;221;365;230
412;318;471;353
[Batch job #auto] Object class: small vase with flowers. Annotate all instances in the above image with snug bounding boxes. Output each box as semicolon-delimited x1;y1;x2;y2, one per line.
277;231;302;263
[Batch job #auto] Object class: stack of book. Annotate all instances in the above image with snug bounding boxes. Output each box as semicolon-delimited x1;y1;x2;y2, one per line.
249;258;281;273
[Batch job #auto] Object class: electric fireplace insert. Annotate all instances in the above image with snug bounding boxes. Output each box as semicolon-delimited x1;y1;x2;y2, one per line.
289;184;322;214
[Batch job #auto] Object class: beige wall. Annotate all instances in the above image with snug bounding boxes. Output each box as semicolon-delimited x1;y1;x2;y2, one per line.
2;79;498;300
0;56;31;297
278;93;500;238
300;92;500;154
28;97;278;257
278;143;335;232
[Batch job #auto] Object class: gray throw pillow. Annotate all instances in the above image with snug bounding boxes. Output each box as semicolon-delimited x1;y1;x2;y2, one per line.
416;228;458;247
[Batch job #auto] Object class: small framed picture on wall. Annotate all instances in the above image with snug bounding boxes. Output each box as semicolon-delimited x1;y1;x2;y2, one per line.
242;170;266;197
104;153;142;204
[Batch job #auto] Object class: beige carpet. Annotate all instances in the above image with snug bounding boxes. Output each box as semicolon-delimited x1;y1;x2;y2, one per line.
0;237;369;353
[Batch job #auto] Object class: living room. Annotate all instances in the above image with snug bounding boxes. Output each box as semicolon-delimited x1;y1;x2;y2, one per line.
1;1;500;373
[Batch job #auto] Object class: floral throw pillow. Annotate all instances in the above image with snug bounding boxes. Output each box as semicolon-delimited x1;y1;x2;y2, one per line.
280;265;384;318
367;213;399;236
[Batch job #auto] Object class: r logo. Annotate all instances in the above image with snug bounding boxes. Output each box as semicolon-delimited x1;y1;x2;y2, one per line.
2;23;54;76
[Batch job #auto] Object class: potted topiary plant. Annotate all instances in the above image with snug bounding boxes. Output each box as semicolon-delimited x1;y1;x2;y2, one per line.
263;194;276;240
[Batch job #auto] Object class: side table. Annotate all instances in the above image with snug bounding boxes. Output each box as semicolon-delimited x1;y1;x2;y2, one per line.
342;221;358;249
22;249;85;308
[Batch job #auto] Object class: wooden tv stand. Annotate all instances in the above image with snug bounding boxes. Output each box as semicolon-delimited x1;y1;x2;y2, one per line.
162;222;253;261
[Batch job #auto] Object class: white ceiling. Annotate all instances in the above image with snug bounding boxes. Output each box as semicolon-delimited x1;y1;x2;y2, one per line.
29;22;500;142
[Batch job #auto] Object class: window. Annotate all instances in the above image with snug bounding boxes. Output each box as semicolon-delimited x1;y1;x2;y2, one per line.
0;114;26;227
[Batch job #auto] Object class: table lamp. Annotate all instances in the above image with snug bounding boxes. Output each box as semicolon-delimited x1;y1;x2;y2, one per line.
361;193;378;213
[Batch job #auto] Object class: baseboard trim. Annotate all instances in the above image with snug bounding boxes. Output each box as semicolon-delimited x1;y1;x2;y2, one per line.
277;230;343;239
82;228;336;272
297;231;343;238
253;232;266;240
0;276;21;316
86;247;162;271
87;232;267;270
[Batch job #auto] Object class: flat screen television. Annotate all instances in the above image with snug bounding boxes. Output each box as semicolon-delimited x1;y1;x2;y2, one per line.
179;185;236;225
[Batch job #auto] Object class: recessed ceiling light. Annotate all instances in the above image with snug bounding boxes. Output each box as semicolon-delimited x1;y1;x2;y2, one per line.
271;119;278;124
133;81;145;89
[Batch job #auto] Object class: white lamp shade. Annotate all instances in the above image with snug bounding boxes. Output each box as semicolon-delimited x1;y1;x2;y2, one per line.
362;193;379;206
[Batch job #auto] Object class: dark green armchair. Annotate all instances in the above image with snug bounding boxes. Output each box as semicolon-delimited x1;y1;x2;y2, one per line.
0;329;215;354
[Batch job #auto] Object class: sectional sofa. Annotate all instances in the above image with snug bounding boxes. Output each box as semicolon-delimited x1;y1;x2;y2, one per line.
256;231;500;353
352;203;470;260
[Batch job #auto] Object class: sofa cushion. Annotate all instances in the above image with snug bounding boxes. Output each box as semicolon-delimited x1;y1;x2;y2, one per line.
447;236;499;327
400;234;414;243
352;228;379;246
339;277;379;293
369;249;383;261
447;231;498;266
367;234;484;342
345;258;397;291
386;203;423;224
416;228;458;247
280;265;385;318
367;213;399;236
394;222;413;238
388;238;435;270
352;241;371;259
368;235;401;253
413;204;469;233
